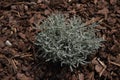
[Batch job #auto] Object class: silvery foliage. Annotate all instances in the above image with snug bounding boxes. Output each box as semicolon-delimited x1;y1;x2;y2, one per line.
35;14;103;71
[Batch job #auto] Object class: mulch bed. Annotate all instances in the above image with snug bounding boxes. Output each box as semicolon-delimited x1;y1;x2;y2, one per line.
0;0;120;80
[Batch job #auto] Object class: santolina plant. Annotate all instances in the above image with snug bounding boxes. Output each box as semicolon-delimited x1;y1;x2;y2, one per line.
35;13;103;71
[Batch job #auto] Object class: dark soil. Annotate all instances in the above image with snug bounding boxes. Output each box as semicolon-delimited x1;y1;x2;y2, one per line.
0;0;120;80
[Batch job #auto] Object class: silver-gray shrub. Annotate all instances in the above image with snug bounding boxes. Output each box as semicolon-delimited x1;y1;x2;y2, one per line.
35;14;103;71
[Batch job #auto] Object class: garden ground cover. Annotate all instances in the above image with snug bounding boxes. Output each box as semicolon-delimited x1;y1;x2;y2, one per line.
0;0;120;80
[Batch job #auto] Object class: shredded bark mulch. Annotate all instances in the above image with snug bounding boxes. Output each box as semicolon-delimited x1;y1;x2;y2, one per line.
0;0;120;80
